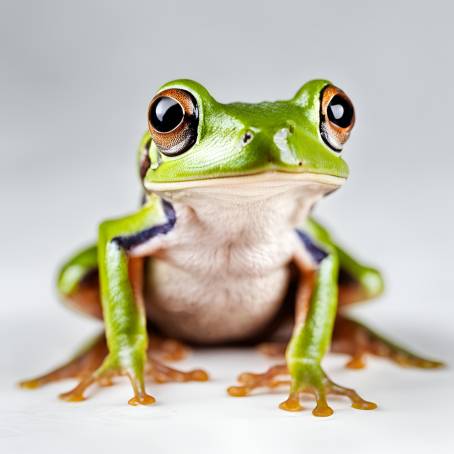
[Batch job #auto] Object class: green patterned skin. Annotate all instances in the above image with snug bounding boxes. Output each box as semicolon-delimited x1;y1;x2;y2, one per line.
51;79;389;412
140;79;348;185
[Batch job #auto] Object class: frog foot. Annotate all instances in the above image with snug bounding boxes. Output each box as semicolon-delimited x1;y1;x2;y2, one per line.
58;355;208;405
19;333;208;405
227;362;377;417
146;358;209;384
57;359;156;406
227;364;290;397
332;314;445;369
148;334;189;362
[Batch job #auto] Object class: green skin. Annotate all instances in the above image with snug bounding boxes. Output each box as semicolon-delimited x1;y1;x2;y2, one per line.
53;79;389;410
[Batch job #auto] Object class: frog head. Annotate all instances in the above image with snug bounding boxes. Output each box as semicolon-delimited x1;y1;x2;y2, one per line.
139;79;355;201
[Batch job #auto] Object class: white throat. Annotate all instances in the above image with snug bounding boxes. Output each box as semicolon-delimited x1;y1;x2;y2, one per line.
143;172;345;343
151;172;344;237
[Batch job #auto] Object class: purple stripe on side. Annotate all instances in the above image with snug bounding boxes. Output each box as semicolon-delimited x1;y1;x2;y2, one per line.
112;199;176;251
296;229;328;264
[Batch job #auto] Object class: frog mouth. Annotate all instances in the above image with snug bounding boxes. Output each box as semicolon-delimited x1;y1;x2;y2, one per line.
144;171;346;194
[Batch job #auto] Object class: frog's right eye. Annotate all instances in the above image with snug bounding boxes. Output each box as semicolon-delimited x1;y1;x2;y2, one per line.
148;88;199;156
319;85;355;152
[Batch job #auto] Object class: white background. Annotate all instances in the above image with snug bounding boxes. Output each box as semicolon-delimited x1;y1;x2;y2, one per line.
1;0;453;452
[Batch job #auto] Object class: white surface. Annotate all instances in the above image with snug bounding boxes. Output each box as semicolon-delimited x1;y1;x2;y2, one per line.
1;0;454;452
1;268;453;453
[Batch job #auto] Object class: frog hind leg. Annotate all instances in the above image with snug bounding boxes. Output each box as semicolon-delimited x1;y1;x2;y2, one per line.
334;246;443;369
19;331;207;396
315;235;443;369
332;313;444;369
257;312;444;370
19;245;203;394
19;245;104;389
229;250;377;416
56;244;103;319
257;245;443;370
19;334;107;390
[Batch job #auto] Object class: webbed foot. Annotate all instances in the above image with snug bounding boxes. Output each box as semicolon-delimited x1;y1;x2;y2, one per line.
146;358;208;384
228;362;376;417
19;332;208;405
57;357;156;406
227;364;290;397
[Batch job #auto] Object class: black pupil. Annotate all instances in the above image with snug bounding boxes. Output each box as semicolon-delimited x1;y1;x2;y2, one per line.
327;95;353;128
150;96;184;132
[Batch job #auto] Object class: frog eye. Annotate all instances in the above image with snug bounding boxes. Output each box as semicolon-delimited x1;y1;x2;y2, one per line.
148;88;199;156
319;85;355;152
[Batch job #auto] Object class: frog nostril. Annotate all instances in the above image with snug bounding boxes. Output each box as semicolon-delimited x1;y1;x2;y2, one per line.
242;131;254;145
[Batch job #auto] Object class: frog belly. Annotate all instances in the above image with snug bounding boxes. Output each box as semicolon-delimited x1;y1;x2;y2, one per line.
144;259;290;344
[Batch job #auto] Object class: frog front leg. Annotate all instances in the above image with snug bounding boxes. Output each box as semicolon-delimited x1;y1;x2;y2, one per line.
280;246;377;415
54;197;161;404
54;195;204;405
228;236;376;416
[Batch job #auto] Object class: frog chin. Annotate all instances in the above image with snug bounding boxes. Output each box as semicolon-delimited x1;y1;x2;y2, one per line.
144;171;346;204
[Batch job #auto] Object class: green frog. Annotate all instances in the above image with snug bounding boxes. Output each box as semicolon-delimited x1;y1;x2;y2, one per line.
20;79;443;416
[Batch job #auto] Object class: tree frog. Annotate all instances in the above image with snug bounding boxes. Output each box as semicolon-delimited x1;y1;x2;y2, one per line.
20;79;443;416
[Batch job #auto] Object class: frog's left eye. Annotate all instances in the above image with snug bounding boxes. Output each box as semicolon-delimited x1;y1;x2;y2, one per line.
319;85;355;152
148;88;199;156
